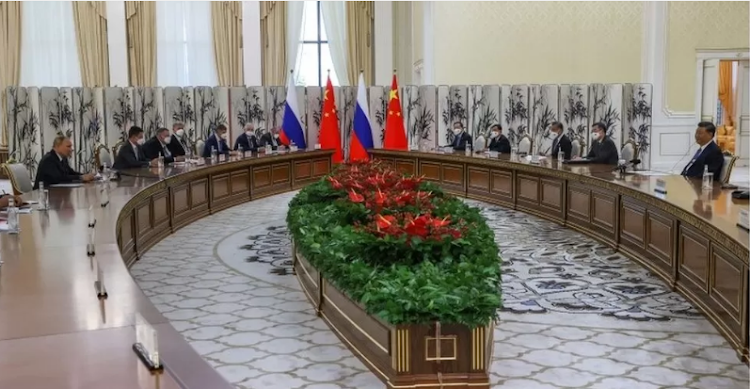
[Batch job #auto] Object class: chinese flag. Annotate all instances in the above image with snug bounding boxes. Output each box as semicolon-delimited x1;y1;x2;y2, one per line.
383;74;408;150
318;76;343;163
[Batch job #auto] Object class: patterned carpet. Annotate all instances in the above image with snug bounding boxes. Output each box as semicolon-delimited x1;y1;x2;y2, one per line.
132;192;748;389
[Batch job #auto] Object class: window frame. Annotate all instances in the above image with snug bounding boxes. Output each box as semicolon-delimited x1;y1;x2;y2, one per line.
301;1;328;87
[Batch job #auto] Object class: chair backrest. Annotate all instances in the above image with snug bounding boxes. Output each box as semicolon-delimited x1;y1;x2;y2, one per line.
474;135;486;152
112;141;125;158
95;144;112;170
4;163;33;194
195;139;205;156
518;136;532;154
621;141;635;162
719;153;738;184
571;138;581;158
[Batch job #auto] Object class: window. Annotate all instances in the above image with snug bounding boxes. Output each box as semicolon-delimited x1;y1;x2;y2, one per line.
295;1;340;87
20;1;82;87
156;1;217;86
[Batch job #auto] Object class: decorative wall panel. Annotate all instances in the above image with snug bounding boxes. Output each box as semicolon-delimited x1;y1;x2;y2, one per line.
368;85;386;149
504;85;530;146
530;84;559;155
305;86;322;148
7;83;652;175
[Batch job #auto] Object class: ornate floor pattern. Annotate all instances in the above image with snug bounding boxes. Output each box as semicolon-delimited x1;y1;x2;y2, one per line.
132;192;749;389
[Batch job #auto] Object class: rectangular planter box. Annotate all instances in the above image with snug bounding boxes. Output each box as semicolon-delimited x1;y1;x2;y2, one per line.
293;249;492;389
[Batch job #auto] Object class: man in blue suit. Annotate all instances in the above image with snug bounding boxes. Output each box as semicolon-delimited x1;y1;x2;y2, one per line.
234;123;259;152
681;121;724;179
202;124;231;158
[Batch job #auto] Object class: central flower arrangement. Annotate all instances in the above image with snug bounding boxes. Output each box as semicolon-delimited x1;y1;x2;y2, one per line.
287;161;501;326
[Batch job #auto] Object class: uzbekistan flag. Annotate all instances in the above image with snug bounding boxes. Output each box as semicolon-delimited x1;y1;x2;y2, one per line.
280;73;306;149
349;72;374;162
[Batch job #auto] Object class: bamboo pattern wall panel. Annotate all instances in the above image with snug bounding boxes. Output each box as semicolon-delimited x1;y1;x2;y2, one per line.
368;86;386;149
530;84;559;155
6;84;652;176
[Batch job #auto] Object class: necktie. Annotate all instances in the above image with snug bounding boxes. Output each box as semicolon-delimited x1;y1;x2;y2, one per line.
163;144;171;158
682;148;703;175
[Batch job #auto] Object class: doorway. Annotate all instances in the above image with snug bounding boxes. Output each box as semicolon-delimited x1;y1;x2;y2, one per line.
697;51;749;166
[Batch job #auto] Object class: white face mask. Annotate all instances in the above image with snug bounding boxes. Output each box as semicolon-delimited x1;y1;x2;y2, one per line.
136;137;145;145
246;131;255;137
592;132;601;141
175;129;185;137
163;135;172;144
453;128;462;135
220;132;227;140
274;133;280;139
491;131;499;138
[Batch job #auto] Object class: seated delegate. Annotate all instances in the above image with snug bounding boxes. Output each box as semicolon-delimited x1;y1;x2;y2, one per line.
33;135;95;189
487;124;511;153
681;121;724;179
259;127;282;151
143;127;185;164
113;126;158;170
235;124;260;152
450;122;473;151
580;122;618;165
202;124;231;158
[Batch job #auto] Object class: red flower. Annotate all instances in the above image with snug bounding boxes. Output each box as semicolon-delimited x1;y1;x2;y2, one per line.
404;215;429;238
348;190;364;203
374;189;387;207
431;216;451;228
374;214;397;230
328;177;343;189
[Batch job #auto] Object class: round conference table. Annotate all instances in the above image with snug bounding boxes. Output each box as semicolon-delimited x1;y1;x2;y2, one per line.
0;148;746;388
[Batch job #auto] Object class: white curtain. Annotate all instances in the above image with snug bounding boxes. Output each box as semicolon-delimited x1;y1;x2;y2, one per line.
287;1;305;85
156;1;218;86
320;1;348;86
20;2;82;87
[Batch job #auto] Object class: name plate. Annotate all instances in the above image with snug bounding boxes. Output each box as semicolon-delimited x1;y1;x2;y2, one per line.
739;209;749;231
654;178;667;194
218;154;226;162
134;313;162;371
314;143;321;150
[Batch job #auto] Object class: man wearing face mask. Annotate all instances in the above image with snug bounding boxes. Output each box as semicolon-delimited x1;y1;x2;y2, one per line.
549;121;572;160
114;126;158;169
167;122;189;157
143;127;185;164
487;124;511;153
260;127;282;150
450;122;473;152
202;124;231;158
235;123;260;152
581;122;618;165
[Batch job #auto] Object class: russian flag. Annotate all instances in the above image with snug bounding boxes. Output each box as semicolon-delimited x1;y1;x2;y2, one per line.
349;73;374;162
281;73;306;149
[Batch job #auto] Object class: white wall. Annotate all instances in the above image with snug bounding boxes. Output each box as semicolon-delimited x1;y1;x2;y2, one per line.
242;1;262;86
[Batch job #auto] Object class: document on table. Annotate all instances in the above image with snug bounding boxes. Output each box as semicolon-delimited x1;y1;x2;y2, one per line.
49;183;84;188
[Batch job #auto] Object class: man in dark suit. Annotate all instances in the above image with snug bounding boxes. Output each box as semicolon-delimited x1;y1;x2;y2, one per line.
259;127;281;150
549;121;572;160
202;124;231;158
234;123;260;152
143;127;185;164
450;122;473;151
487;124;511;153
167;122;189;157
114;126;157;170
34;135;95;189
582;122;618;165
681;121;724;179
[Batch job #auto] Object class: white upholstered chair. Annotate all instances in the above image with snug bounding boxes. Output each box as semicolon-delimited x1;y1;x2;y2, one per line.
4;163;34;194
620;140;637;162
719;153;738;184
571;138;581;158
473;135;486;152
517;135;532;154
195;139;205;157
95;144;112;170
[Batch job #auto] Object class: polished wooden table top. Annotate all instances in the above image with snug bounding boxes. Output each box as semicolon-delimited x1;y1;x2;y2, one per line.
373;149;750;251
0;150;329;389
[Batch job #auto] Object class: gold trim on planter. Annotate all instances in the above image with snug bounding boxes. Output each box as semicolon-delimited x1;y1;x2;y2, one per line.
393;328;411;372
472;326;485;370
324;293;390;354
